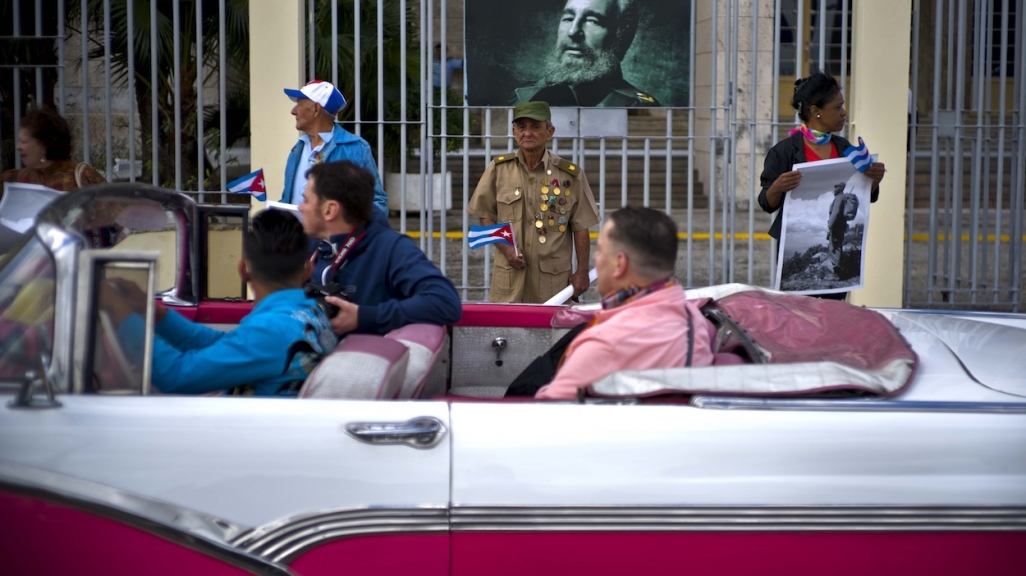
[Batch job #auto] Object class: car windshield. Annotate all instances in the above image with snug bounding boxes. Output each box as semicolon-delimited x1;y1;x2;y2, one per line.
0;237;56;381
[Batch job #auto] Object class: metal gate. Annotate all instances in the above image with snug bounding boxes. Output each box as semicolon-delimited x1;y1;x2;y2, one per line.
3;0;1022;310
906;0;1024;311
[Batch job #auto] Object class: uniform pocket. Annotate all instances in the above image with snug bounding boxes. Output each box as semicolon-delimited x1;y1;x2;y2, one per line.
538;258;572;298
496;189;523;224
490;258;517;299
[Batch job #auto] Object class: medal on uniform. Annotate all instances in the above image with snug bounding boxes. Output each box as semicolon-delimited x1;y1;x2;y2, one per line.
514;186;521;197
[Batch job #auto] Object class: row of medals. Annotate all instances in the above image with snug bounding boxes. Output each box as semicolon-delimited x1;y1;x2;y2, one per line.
526;178;570;245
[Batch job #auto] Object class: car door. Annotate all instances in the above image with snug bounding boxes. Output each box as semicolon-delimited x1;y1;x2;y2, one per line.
0;397;451;576
448;400;1026;576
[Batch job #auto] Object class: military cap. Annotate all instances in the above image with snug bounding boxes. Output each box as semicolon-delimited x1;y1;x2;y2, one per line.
513;101;551;122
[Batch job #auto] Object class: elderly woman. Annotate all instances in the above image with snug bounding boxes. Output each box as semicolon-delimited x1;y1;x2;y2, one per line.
758;72;886;300
1;108;106;192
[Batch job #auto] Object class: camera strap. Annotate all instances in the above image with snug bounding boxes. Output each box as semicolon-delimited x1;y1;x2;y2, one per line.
310;224;368;284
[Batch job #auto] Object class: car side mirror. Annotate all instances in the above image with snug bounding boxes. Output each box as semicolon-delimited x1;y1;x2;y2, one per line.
72;250;159;395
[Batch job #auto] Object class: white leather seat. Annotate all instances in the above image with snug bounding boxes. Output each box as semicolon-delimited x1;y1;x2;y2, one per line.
299;334;409;400
385;324;446;399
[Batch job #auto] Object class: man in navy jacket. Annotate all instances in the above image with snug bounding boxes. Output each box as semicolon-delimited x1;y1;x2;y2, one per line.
298;160;462;336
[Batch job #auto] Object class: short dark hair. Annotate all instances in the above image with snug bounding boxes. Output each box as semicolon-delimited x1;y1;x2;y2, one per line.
607;206;678;280
305;160;374;225
791;72;841;123
21;108;73;161
243;209;310;286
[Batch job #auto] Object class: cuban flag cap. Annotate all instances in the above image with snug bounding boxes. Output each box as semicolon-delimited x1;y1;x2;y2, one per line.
843;136;873;173
227;168;267;201
283;80;347;115
468;222;516;250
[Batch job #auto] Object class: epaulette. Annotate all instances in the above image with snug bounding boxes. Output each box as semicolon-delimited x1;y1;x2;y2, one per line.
635;91;657;104
492;154;517;164
555;157;580;177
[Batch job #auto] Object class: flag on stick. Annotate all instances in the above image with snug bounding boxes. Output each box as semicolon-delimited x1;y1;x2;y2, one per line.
468;222;516;250
843;137;873;173
227;169;267;201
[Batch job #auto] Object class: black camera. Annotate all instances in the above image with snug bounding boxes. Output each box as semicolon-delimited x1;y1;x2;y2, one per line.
303;283;347;318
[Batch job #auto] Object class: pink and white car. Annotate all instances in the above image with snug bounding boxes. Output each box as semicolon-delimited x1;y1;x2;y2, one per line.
1;186;1024;575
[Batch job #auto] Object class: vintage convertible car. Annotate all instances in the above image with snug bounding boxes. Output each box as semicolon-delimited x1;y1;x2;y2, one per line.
1;186;1024;575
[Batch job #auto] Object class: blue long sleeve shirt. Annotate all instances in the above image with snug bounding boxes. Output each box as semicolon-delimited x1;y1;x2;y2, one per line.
117;289;336;396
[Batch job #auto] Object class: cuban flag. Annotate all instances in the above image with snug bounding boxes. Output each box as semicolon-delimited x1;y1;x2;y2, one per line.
468;222;515;250
843;137;873;173
227;169;267;201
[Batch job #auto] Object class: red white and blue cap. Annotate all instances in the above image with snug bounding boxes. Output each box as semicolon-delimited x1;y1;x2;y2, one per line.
284;80;347;115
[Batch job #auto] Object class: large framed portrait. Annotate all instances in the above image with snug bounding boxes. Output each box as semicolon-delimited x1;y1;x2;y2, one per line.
465;0;691;108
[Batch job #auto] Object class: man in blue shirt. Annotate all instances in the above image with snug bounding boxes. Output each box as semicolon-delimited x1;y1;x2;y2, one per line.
101;210;337;396
433;43;464;90
281;80;389;214
298;160;462;336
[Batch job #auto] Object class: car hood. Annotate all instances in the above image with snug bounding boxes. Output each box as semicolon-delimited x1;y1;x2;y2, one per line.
889;311;1026;399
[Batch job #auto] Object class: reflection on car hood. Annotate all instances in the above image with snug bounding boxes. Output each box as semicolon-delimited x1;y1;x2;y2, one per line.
891;311;1026;399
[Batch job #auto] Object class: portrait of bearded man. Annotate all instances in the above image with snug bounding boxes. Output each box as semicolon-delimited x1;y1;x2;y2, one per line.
513;0;660;107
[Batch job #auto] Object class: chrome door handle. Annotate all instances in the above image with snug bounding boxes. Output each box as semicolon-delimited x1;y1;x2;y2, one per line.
344;417;447;449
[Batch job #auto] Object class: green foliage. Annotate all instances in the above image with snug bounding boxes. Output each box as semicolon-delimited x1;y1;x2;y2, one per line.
69;0;250;189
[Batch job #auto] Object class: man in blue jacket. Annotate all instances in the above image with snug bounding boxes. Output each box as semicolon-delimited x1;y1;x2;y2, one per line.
101;210;337;396
281;80;389;214
298;160;462;336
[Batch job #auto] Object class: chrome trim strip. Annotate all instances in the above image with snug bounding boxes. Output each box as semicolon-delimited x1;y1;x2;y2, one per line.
232;507;448;564
231;503;1026;564
690;396;1026;412
450;506;1026;532
39;221;80;394
0;463;289;575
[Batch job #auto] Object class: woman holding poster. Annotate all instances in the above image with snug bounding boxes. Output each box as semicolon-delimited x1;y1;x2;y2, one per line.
758;72;886;300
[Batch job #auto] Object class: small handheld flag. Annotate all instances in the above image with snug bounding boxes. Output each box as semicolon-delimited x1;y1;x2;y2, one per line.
227;169;267;201
468;222;516;250
843;137;873;173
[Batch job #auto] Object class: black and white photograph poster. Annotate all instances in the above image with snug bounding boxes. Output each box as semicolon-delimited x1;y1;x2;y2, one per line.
464;0;690;108
774;157;874;295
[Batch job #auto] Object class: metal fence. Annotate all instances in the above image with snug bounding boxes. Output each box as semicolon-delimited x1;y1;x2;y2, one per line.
905;0;1024;311
2;0;1022;310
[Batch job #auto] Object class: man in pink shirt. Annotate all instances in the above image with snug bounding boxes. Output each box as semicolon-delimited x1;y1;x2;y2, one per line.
535;207;714;400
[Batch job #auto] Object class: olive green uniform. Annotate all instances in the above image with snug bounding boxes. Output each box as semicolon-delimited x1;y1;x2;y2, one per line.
513;73;660;107
468;149;600;303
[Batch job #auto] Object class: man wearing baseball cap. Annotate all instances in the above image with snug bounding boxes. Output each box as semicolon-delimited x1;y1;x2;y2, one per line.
281;80;388;214
467;101;599;303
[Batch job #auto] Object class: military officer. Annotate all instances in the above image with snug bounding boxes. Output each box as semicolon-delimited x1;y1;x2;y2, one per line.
468;101;600;303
